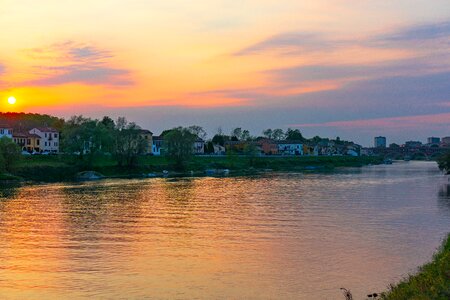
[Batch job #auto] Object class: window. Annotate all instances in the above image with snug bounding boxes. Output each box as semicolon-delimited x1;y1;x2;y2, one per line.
45;133;47;138
54;133;58;138
54;142;58;146
27;139;31;145
0;129;3;134
37;140;40;146
45;142;47;146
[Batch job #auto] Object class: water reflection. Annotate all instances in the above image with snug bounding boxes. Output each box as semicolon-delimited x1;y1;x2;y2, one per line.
0;183;20;200
438;183;450;212
0;162;449;299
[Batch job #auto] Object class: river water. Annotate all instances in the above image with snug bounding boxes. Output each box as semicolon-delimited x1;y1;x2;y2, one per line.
0;161;449;299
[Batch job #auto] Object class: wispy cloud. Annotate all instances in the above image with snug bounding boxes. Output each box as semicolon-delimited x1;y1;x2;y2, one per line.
378;21;450;42
234;32;343;56
25;41;132;86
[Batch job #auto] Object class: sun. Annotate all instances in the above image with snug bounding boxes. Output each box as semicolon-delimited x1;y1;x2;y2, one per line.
7;96;16;105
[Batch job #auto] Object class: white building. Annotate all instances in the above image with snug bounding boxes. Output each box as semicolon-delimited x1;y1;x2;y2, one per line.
277;141;303;156
194;138;205;155
29;127;60;153
152;136;163;156
0;125;13;139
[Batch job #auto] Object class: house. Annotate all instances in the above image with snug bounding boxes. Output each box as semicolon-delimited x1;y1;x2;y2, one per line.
13;132;41;153
277;141;304;156
224;140;248;153
193;138;205;155
152;135;164;155
258;139;278;155
29;127;60;153
139;129;153;155
213;144;226;155
0;125;13;139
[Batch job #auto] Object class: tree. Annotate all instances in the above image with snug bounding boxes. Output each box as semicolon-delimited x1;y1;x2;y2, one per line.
263;129;273;139
205;141;215;154
272;129;284;141
62;116;114;167
0;136;21;173
163;127;198;169
113;120;146;167
212;134;226;146
241;130;251;141
285;128;305;141
231;127;242;140
437;152;450;174
188;125;207;140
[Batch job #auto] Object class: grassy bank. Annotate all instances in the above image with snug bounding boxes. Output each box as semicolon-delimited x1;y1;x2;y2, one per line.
5;155;383;182
382;233;450;300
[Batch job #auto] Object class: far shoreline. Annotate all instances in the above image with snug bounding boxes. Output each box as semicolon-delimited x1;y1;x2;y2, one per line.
1;155;386;184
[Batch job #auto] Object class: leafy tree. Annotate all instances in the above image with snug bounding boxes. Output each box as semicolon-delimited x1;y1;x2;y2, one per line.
272;129;285;141
113;120;146;167
62;116;114;167
243;142;260;167
163;127;197;169
188;125;207;140
101;116;115;130
389;143;400;148
310;136;322;144
241;130;251;141
0;136;21;173
212;134;226;146
437;152;450;174
231;127;242;140
285;128;305;141
205;141;215;154
263;129;273;139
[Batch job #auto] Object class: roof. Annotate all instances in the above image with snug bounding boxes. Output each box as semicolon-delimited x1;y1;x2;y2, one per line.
0;123;13;129
32;127;58;133
139;129;153;135
13;132;41;138
276;140;304;145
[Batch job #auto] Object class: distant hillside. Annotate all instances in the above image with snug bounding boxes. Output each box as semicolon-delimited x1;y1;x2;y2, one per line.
0;112;65;131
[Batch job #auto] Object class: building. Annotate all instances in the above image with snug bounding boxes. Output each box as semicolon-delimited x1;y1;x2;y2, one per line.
405;141;422;148
258;139;278;155
29;127;60;153
13;132;41;153
193;138;205;155
277;141;303;156
0;125;13;139
374;136;387;148
213;144;226;155
139;129;153;155
442;137;450;146
427;137;440;144
152;136;164;155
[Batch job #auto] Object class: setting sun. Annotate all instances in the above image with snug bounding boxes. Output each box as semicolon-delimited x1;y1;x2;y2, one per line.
7;96;17;105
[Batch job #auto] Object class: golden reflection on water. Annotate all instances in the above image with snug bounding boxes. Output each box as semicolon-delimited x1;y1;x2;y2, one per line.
0;162;449;299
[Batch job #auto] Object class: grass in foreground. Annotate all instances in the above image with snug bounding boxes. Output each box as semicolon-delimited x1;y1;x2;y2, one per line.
381;233;450;300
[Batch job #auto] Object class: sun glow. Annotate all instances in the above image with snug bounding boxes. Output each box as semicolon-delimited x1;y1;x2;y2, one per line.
7;96;17;105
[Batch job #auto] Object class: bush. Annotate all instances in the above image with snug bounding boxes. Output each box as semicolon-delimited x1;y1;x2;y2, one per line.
0;136;21;173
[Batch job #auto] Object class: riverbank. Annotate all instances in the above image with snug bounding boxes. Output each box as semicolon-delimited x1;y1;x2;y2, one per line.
382;233;450;299
2;155;383;182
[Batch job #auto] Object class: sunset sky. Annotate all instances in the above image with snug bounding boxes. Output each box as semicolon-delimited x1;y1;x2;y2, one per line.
1;1;449;145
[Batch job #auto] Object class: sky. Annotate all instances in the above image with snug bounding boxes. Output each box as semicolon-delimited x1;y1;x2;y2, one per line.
0;0;450;146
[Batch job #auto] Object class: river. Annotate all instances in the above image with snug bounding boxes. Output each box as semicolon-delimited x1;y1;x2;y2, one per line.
0;161;449;299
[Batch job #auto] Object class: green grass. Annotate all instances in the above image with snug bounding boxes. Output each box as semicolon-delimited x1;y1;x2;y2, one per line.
382;233;450;300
